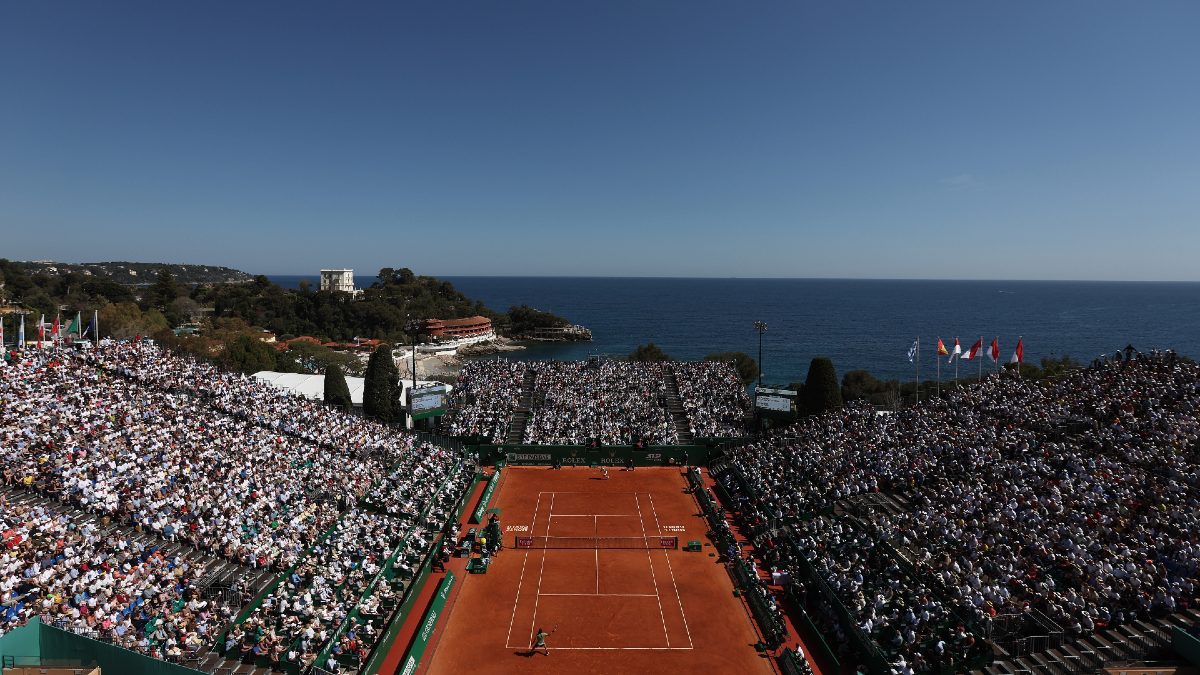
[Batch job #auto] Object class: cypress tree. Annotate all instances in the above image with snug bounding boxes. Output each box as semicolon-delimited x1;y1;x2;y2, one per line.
363;345;399;421
803;357;842;416
324;363;353;412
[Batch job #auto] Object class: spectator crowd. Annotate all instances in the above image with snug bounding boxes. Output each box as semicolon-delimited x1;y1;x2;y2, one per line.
718;349;1200;670
446;358;752;445
0;340;470;669
443;360;524;442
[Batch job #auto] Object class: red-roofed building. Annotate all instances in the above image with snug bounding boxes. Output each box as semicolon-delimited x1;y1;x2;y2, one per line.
417;316;493;342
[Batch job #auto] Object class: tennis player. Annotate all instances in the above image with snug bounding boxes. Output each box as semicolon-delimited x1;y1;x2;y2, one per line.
534;628;550;656
601;467;609;480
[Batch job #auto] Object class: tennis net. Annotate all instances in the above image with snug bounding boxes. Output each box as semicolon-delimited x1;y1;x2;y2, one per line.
514;535;678;550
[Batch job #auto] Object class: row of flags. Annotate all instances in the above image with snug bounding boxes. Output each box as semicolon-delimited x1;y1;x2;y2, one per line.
2;311;97;351
936;336;1023;364
907;336;1025;364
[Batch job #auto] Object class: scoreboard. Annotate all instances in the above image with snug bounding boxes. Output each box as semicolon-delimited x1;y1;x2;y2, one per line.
754;386;798;421
409;384;448;420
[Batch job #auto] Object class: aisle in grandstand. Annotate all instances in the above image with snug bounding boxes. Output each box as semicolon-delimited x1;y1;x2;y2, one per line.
444;358;751;444
0;341;475;673
709;349;1200;674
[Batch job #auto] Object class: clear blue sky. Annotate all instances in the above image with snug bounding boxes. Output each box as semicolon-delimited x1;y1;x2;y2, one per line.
3;2;1198;280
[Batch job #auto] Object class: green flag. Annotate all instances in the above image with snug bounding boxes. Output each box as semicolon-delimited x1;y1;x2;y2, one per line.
67;313;80;335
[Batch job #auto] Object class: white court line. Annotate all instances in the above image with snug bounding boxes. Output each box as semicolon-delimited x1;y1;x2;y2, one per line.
544;514;637;517
594;515;599;594
526;492;554;650
545;647;695;650
504;491;542;650
542;588;662;593
648;491;694;648
634;493;670;647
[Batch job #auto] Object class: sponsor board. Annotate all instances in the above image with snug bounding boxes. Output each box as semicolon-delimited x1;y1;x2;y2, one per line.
509;453;552;461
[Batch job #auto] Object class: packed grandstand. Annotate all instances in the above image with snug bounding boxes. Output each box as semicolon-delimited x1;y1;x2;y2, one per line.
444;358;753;444
4;341;1200;674
711;349;1200;673
0;341;473;672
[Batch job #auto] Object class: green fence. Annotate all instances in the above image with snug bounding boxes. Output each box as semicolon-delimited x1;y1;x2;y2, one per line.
1175;625;1200;667
397;571;457;675
471;468;501;524
0;619;204;675
785;585;841;674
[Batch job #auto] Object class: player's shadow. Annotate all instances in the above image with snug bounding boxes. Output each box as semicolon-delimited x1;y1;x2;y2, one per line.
516;649;547;657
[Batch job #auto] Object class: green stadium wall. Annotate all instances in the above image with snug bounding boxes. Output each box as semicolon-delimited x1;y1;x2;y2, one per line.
0;619;204;675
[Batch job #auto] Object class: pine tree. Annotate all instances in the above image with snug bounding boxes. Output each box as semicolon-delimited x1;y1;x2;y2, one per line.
363;345;400;421
324;363;353;412
803;356;842;416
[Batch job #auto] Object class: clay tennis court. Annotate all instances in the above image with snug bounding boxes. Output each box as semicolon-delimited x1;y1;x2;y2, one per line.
421;466;774;675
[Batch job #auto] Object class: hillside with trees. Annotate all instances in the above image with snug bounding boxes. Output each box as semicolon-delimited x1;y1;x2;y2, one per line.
1;261;560;376
15;260;252;285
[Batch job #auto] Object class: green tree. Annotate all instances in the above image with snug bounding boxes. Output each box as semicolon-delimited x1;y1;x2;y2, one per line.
1040;354;1081;377
363;344;400;421
629;342;673;362
149;268;179;310
222;334;277;373
324;363;353;411
82;277;136;304
842;369;885;401
508;303;570;335
704;351;758;384
98;302;161;340
803;357;842;415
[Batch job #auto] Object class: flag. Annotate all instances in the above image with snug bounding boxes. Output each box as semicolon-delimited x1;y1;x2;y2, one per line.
950;337;962;361
937;338;949;356
907;339;918;362
86;311;97;340
1010;339;1024;364
68;313;80;337
52;314;60;344
19;315;25;350
988;338;999;361
964;339;982;360
38;315;45;349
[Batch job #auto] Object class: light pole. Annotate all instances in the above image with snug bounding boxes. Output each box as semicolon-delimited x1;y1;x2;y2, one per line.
752;321;767;386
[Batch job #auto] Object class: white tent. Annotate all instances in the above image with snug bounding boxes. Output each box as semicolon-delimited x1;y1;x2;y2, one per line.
252;371;449;409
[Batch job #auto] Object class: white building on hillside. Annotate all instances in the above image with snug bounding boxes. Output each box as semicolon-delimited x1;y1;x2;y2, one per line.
320;269;356;293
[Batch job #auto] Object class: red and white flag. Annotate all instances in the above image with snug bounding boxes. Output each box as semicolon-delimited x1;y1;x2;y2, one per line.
964;339;982;360
1010;339;1024;364
987;338;999;361
37;315;45;349
949;337;962;361
52;315;60;345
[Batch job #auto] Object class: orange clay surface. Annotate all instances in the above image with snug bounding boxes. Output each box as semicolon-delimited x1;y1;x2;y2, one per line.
421;466;775;675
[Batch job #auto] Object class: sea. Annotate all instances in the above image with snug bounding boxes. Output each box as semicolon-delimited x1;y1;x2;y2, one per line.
265;276;1200;387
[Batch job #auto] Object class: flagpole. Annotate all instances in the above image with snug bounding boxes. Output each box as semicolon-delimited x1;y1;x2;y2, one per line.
936;336;941;398
954;335;959;388
915;336;920;407
995;335;999;377
978;335;982;381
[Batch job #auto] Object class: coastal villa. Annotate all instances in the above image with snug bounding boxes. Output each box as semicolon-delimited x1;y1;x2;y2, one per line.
416;316;495;345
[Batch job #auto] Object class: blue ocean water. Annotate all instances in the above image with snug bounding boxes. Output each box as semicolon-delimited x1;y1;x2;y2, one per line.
266;276;1200;386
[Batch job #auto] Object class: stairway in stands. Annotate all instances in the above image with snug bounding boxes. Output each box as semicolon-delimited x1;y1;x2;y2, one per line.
507;369;536;444
664;369;694;444
968;607;1196;675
